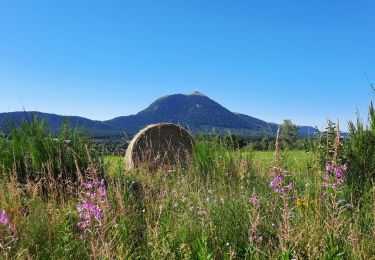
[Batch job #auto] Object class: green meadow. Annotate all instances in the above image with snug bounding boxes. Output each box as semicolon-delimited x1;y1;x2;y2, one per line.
1;120;374;259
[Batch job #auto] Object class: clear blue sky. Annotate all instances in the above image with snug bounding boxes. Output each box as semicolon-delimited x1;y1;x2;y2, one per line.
1;0;375;130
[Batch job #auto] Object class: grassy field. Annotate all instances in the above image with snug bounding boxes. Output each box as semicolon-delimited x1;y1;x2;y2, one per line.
105;150;313;175
1;133;374;259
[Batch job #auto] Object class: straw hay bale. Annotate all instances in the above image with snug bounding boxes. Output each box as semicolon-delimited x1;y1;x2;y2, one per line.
125;123;194;171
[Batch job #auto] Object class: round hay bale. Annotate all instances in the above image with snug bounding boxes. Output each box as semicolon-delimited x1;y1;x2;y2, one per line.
125;123;194;171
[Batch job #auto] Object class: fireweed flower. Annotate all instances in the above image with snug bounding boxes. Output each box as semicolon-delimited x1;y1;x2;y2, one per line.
76;178;108;240
0;210;9;226
0;209;15;234
323;163;347;189
269;168;294;196
250;193;260;207
0;209;17;250
325;162;333;171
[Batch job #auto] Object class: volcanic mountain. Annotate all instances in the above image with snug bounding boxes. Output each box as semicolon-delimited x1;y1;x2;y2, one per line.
0;92;317;138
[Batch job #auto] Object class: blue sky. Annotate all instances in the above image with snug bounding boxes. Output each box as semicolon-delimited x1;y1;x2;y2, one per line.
1;0;375;130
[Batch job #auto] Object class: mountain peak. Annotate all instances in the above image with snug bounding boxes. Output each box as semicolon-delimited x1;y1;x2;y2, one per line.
188;91;206;96
154;91;206;103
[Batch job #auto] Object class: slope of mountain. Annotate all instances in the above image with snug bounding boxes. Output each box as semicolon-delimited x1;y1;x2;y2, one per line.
0;92;319;139
0;111;120;137
234;113;278;133
108;92;253;134
298;126;320;137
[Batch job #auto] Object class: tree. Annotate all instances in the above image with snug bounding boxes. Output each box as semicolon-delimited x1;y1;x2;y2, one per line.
222;133;247;149
280;119;300;149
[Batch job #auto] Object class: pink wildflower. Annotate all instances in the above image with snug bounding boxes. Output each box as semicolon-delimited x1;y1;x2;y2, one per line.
76;178;108;239
326;163;332;171
250;193;260;207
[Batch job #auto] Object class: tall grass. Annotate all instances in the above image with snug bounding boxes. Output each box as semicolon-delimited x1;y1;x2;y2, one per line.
0;119;374;259
346;102;375;197
0;117;103;189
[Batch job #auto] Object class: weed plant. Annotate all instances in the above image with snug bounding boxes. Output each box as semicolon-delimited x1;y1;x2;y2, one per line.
0;119;374;259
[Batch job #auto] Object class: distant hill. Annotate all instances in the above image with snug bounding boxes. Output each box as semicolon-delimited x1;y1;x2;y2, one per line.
0;92;319;139
0;112;120;138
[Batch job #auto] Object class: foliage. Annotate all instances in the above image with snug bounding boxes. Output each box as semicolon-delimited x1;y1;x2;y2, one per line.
345;102;375;196
316;120;340;167
221;132;247;149
246;136;316;151
280;119;300;149
0;121;374;259
0;116;102;185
